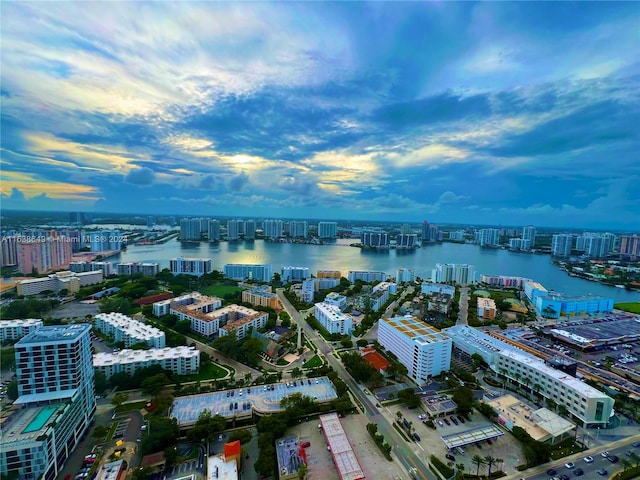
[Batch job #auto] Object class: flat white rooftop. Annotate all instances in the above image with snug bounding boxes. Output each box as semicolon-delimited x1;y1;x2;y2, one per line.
93;346;199;367
207;455;237;480
95;313;164;340
319;413;365;480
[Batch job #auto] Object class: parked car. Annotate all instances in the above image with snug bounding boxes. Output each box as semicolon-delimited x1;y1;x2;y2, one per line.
573;468;584;477
601;451;610;458
547;469;557;475
564;462;575;469
596;469;608;476
559;474;570;480
413;433;421;442
443;418;450;426
445;454;456;461
625;450;634;457
583;456;594;463
632;442;640;448
486;439;492;445
607;455;619;463
301;441;311;448
457;415;465;423
451;417;459;425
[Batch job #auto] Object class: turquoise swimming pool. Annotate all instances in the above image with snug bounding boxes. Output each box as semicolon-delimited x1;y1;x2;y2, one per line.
23;406;58;433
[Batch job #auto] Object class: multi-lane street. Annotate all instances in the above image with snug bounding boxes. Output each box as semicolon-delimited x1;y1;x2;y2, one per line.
277;289;436;480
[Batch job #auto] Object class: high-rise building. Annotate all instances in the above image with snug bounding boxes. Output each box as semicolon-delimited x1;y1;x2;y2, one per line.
244;220;256;240
180;218;202;241
87;230;121;252
551;234;573;256
223;263;273;282
378;316;452;383
576;233;612;258
522;226;536;247
1;325;95;480
396;234;418;248
421;221;430;241
449;230;465;241
290;221;308;238
281;266;310;283
431;263;475;285
263;219;284;239
17;235;73;274
208;219;221;241
314;302;353;335
478;228;500;246
396;268;415;283
317;222;338;239
169;257;213;276
147;216;154;227
0;235;18;266
361;232;389;248
620;235;640;257
227;220;240;241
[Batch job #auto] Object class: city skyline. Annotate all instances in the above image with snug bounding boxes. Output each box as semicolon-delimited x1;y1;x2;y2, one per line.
1;2;639;228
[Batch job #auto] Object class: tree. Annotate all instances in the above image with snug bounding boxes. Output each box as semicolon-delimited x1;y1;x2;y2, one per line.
228;428;253;445
292;367;302;379
452;386;474;418
164;445;179;467
340;337;353;348
188;410;227;444
6;380;18;401
397;388;421;409
241;337;263;366
174;319;191;334
472;454;486;477
356;338;368;348
92;425;109;439
298;464;307;480
470;353;484;369
484;455;497;476
141;373;170;399
111;392;129;409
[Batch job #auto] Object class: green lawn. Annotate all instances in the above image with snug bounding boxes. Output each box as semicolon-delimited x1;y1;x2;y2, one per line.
615;302;640;314
180;362;230;381
115;400;148;413
489;290;517;300
302;355;322;369
200;284;242;297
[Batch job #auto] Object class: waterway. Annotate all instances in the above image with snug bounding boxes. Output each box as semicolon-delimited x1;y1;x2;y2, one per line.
107;239;640;302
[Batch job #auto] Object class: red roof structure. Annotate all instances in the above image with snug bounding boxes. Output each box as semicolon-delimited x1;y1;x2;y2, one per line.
135;293;172;306
224;440;242;458
361;348;390;372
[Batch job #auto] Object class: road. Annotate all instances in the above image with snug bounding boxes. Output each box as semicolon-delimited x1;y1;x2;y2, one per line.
505;437;640;480
277;289;436;480
457;286;469;325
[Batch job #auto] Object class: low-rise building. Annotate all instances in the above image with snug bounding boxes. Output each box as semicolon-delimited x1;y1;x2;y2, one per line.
281;266;310;283
477;297;497;320
324;292;347;311
17;270;103;296
94;312;166;348
242;285;279;309
347;270;387;283
300;279;316;303
116;262;160;276
276;435;305;480
396;268;415;283
224;263;272;282
318;413;365;480
317;270;341;278
535;294;614;318
218;306;269;340
93;346;200;378
365;281;396;312
421;282;455;297
0;319;43;342
154;291;221;318
378;315;452;384
314;302;353;335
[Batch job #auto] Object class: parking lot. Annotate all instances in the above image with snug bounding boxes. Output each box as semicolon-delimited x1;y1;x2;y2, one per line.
171;377;337;425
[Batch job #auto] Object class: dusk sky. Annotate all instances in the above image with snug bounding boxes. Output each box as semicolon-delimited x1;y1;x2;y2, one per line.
1;2;639;229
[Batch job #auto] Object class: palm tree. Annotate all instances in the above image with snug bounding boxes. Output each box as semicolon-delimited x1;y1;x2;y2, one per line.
494;458;504;474
472;454;486;477
455;463;465;480
484;455;497;476
629;452;640;467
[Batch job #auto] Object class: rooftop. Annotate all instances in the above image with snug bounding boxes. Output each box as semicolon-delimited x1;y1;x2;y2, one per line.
319;413;365;480
383;316;449;344
526;281;547;291
95;313;164;340
17;323;90;345
207;455;238;480
276;435;305;478
0;318;43;327
93;346;199;367
95;460;125;480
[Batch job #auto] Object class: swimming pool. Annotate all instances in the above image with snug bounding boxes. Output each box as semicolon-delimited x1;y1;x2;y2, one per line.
23;406;58;433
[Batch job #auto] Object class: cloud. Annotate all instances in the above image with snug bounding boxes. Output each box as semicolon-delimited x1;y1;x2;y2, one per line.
438;191;468;204
125;167;156;185
228;171;249;191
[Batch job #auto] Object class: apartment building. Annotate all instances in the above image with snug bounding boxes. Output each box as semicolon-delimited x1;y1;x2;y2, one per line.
324;292;347;311
170;257;212;276
0;235;18;266
94;313;166;348
242;285;279;309
449;230;465;241
1;325;95;480
223;263;273;282
421;282;455;297
281;266;310;283
17;235;73;274
0;319;43;342
263;219;284;239
317;270;341;279
431;263;475;285
300;279;316;303
154;291;222;317
551;234;573;256
524;281;548;303
314;302;353;335
317;222;338;239
396;268;415;283
378;315;452;384
535;294;614;318
93;346;200;378
480;275;531;288
367;282;397;312
116;262;159;276
227;219;241;241
218;306;269;340
180;218;202;241
17;270;103;296
620;234;640;257
396;234;418;248
289;221;308;238
477;297;497;320
478;228;500;247
361;232;389;248
522;226;536;246
347;270;386;283
244;220;256;240
208;219;221;241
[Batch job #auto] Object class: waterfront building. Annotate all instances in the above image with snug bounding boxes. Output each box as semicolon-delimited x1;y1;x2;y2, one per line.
154;291;222;317
281;266;310;283
116;262;159;276
522;226;536;247
93;346;200;378
400;223;411;235
0;235;18;266
535;294;614;319
396;268;415;283
300;278;315;303
347;270;386;283
324;292;347;311
361;231;389;248
480;275;531;289
208;219;221;241
242;285;279;309
432;263;475;285
378;315;452;383
551;234;573;256
17;270;103;296
69;260;113;276
227;220;240;241
180;218;202;241
421;282;455;297
524;281;548;303
263;219;284;239
314;302;353;335
619;234;640;257
17;234;72;274
317;270;341;278
509;238;532;250
244;220;256;240
575;233;611;258
449;230;465;241
477;297;497;320
478;228;500;247
1;324;95;480
88;230;121;252
94;312;166;348
444;325;614;427
170;257;213;276
224;263;272;282
317;222;338;239
0;319;43;342
396;233;418;248
290;221;308;238
422;221;440;242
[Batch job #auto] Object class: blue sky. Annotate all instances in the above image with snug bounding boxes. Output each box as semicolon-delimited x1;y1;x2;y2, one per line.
1;2;639;229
